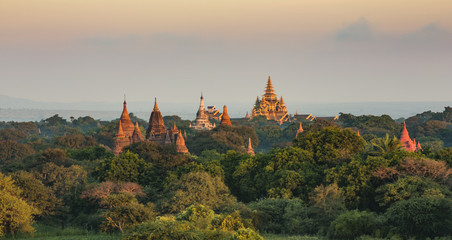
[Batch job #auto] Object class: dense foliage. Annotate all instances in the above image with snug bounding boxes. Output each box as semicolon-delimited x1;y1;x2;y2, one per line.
0;108;451;239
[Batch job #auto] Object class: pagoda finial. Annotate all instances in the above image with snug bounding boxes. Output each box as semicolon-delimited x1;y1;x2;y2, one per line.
153;97;159;111
124;94;126;104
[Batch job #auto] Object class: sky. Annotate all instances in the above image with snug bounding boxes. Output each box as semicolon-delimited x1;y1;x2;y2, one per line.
1;0;452;108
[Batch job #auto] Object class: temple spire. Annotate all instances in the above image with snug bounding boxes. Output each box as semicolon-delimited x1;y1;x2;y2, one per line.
146;97;166;139
280;96;285;105
265;75;275;96
199;94;205;110
132;122;144;142
247;138;255;156
153;97;159;111
120;98;135;135
175;130;189;153
116;120;125;138
296;122;304;137
220;105;232;126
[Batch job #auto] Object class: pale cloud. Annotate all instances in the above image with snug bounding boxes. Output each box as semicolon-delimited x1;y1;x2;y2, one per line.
334;17;373;42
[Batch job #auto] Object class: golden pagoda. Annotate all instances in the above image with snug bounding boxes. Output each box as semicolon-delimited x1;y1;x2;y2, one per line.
251;76;289;122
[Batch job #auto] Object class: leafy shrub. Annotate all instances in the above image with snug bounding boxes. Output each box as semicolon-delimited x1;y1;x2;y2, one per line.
328;210;379;240
230;228;264;240
385;197;452;239
177;204;215;229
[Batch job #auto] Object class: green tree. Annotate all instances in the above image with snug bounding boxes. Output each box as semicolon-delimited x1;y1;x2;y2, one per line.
385;197;452;239
68;146;114;161
328;210;379;240
160;171;236;213
0;173;36;236
178;204;215;230
326;156;391;208
102;193;155;233
96;151;154;185
0;140;35;165
53;134;97;149
371;134;402;156
39;148;69;166
10;171;61;217
293;126;365;167
0;129;27;141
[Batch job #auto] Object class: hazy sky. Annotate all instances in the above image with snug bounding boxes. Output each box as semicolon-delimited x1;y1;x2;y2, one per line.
1;0;451;106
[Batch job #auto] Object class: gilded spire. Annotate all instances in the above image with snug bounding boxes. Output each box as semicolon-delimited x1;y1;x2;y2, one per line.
247;138;255;156
296;122;304;137
220;105;232;126
280;96;285;105
265;75;275;96
153;97;159;111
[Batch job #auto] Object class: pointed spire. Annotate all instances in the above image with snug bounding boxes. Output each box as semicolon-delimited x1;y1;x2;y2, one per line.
400;121;415;152
116;120;125;138
245;112;250;119
280;96;285;105
153;97;159;111
417;141;422;150
120;96;135;135
173;122;177;131
175;130;189;153
247;138;255;156
200;93;205;109
296;122;304;137
146;97;167;139
184;130;187;139
220;105;232;126
132;122;144;142
357;130;360;136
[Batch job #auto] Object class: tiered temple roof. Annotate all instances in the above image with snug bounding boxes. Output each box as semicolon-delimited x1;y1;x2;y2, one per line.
251;76;289;122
